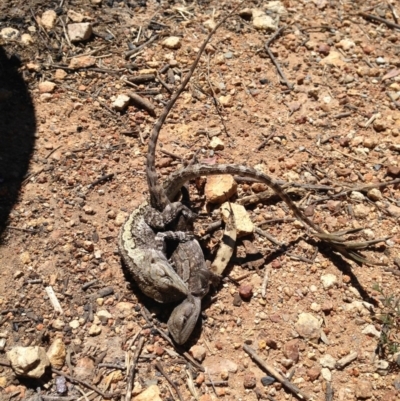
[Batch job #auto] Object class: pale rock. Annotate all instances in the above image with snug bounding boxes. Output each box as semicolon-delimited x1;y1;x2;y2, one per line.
138;68;157;75
20;251;31;264
310;302;321;312
39;81;56;93
68;55;96;69
336;39;355;51
46;338;66;369
162;36;181;50
0;376;6;387
221;202;254;237
91;0;102;4
353;204;370;218
52;319;65;330
69;320;80;329
205;175;237;203
115;302;134;317
362;324;381;338
74;357;95;380
367;188;382;201
388;204;400;217
67;10;84;23
189;345;206;362
67;23;92;42
363;229;375;240
363;137;377;149
218;94;233;107
97;309;112;324
1;28;20;41
40;93;53;102
319;354;336;369
113;94;130;111
253;14;277;31
284;170;300;181
320;51;346;67
7;346;50;379
204;358;238;375
203;18;216;31
373;119;387;132
265;1;288;16
54;69;67;81
375;359;389;375
350;191;365;201
89;324;102;336
209;136;224;150
355;380;372;399
115;212;128;227
21;34;34;45
252;9;265;18
133;385;162;401
321;367;332;381
26;62;40;71
295;313;321;340
342;301;373;316
41;10;57;30
305;40;317;50
321;274;337;289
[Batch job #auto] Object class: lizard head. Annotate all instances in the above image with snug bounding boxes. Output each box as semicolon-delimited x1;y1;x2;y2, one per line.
167;295;201;345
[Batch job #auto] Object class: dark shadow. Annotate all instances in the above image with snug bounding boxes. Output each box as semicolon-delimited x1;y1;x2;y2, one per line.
0;46;36;236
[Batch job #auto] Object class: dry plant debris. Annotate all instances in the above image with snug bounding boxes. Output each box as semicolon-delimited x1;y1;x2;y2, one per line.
0;0;400;400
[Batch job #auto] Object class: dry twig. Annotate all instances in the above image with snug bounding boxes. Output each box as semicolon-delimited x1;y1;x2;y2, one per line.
264;27;293;89
125;336;145;401
243;345;310;400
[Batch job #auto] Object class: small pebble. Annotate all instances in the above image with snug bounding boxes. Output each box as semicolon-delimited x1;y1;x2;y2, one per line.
261;376;275;386
232;293;242;307
189;345;206;362
243;372;257;389
238;283;253;300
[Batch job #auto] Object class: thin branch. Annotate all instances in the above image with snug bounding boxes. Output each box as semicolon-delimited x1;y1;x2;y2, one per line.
125;336;145;401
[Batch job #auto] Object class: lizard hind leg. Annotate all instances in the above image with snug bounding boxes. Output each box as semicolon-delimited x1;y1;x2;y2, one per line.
162;202;197;225
144;203;196;229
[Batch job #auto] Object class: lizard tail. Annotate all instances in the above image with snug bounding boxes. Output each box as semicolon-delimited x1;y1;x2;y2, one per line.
146;4;243;210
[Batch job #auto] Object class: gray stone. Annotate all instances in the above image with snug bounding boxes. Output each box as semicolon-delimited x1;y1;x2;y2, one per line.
362;324;381;338
0;27;20;41
295;313;321;340
67;23;92;42
321;273;337;289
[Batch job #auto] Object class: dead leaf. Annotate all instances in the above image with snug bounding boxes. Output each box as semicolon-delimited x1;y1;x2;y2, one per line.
382;69;400;81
